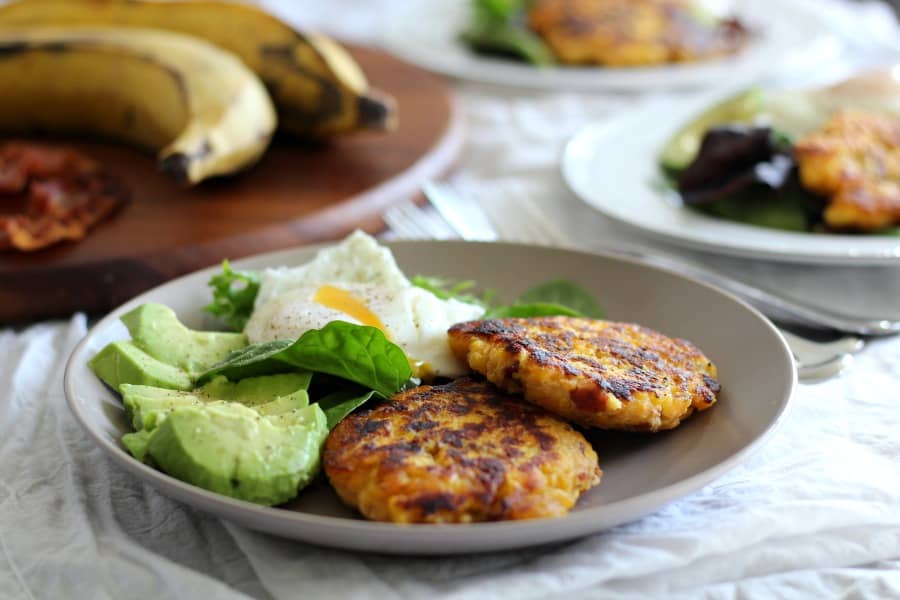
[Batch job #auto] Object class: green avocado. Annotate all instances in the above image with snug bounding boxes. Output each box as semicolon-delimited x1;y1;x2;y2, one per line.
89;341;193;392
122;385;206;431
201;373;312;406
144;402;328;505
121;373;312;431
121;303;247;375
122;429;154;463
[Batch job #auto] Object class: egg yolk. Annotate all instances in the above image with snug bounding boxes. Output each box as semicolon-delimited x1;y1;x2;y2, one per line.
313;284;437;380
313;284;388;334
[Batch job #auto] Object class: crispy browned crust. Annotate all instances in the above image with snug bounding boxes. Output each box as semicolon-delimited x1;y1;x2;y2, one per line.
448;317;719;432
324;378;602;523
528;0;749;67
794;111;900;231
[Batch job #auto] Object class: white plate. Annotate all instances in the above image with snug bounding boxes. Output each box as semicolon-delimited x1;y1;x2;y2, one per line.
64;241;795;554
563;92;900;264
381;0;841;91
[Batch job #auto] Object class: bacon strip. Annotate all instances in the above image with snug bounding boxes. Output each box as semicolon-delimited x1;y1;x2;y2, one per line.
0;142;128;252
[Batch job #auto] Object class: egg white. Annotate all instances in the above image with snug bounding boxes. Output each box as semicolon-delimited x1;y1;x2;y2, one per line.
244;231;484;377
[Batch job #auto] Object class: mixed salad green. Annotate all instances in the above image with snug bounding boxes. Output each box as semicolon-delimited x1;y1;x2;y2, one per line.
459;0;555;66
660;89;900;236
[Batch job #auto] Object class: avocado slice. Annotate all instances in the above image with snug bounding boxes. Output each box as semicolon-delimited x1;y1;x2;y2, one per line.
89;341;193;392
200;373;311;405
144;402;327;505
121;303;247;375
659;88;767;173
121;373;312;431
121;385;207;431
122;429;154;463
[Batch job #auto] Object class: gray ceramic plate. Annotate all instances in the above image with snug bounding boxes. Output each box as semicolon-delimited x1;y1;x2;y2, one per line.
64;241;796;554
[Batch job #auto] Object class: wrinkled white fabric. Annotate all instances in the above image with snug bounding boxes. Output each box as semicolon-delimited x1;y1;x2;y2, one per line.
3;1;900;599
0;318;268;600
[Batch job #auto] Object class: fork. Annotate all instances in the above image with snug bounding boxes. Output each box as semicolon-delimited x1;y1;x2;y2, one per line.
383;185;869;382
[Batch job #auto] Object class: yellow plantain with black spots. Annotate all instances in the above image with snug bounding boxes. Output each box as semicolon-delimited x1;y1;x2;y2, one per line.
0;0;395;137
0;26;276;184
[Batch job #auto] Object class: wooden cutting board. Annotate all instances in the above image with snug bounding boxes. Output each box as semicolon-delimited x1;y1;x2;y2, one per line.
0;45;463;323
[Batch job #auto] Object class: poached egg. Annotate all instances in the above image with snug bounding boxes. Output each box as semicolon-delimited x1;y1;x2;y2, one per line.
244;231;484;378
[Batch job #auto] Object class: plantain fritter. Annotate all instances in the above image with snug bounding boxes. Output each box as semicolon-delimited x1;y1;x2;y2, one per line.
794;111;900;231
324;378;601;523
448;317;719;432
527;0;749;67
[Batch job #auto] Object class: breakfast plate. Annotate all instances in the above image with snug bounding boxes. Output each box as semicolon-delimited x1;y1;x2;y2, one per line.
64;240;795;554
563;91;900;265
381;0;842;91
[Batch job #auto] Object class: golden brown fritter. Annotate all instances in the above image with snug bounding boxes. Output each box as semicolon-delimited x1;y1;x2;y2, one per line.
448;317;719;432
527;0;748;67
794;111;900;231
324;378;601;524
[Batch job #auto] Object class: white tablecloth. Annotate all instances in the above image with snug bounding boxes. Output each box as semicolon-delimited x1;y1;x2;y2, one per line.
3;2;900;598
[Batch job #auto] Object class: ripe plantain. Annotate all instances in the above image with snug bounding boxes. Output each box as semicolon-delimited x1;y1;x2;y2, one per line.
0;0;397;137
0;27;277;184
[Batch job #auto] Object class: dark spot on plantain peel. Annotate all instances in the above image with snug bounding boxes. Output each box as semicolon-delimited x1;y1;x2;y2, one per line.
39;41;72;53
0;41;72;57
159;140;213;184
0;42;30;58
159;153;192;185
358;90;397;131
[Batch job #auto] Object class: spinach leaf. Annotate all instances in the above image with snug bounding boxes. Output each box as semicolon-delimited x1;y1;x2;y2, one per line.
473;0;524;21
196;322;411;399
316;387;378;430
460;23;555;66
695;185;810;232
203;261;260;331
411;275;492;307
515;280;605;318
196;340;294;384
279;322;411;399
872;225;900;237
415;273;604;319
461;0;555;66
483;302;583;319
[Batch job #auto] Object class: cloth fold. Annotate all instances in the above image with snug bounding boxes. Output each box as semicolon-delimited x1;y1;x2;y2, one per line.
0;317;265;600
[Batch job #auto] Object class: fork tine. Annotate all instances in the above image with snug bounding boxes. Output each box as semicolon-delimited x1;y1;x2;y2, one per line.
419;206;457;240
425;180;569;247
395;202;426;235
382;204;413;238
383;199;458;240
383;200;428;239
469;183;568;247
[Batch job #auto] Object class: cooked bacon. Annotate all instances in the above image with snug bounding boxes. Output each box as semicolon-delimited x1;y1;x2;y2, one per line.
0;142;128;252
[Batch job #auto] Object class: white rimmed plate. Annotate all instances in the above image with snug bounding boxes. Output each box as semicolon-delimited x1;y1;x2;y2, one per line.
381;0;842;91
563;92;900;264
64;241;795;554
